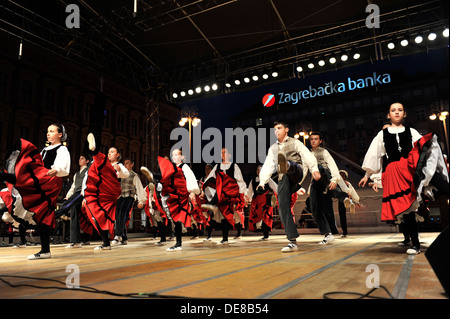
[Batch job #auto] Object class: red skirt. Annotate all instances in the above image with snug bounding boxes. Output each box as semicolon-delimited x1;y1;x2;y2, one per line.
381;133;433;221
152;156;191;227
1;139;62;228
83;152;121;238
203;170;243;227
248;191;274;231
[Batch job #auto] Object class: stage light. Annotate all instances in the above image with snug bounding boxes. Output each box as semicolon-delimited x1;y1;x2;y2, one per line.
387;42;395;49
180;91;186;97
428;32;437;41
272;71;278;77
252;75;259;81
244;77;250;83
172;93;178;99
329;57;336;64
353;53;360;60
195;87;201;93
341;54;348;61
204;85;210;92
234;79;241;85
212;83;218;90
262;73;269;79
188;89;194;95
400;39;408;46
318;60;325;66
443;28;449;37
307;62;314;69
225;82;231;88
296;66;303;72
414;35;423;43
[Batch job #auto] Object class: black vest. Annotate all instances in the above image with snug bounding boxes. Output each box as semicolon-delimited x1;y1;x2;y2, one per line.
382;127;412;170
41;145;62;169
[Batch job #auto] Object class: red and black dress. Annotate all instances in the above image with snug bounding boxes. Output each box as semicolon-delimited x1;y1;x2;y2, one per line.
362;127;449;222
248;177;276;232
0;138;69;229
82;152;122;239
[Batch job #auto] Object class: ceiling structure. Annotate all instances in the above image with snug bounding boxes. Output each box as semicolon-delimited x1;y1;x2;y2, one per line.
1;0;448;103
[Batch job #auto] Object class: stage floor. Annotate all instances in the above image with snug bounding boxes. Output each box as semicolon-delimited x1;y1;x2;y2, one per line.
0;232;446;300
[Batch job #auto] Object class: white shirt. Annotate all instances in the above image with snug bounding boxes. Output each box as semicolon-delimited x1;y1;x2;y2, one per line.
41;144;70;177
65;165;88;198
110;161;130;179
259;136;319;186
362;126;422;179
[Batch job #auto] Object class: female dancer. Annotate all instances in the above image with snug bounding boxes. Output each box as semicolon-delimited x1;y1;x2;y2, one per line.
0;124;70;259
82;134;128;250
359;102;449;254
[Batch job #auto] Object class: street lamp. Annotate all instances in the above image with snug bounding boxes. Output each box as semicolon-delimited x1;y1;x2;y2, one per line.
429;105;449;154
294;131;310;144
179;106;200;166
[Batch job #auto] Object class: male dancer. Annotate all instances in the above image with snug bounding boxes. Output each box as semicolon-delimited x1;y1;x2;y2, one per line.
258;121;320;252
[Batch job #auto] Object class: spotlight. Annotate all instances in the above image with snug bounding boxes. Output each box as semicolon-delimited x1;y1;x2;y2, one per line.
400;39;408;46
172;93;178;99
272;71;278;77
307;62;314;69
204;85;210;92
262;73;269;79
387;42;395;49
428;32;437;41
234;79;241;85
318;60;325;66
296;66;303;72
443;28;449;37
353;53;360;60
225;82;231;88
414;35;423;43
341;54;348;61
329;57;336;64
195;87;201;94
244;77;250;83
180;91;186;97
252;75;259;81
188;89;194;95
212;83;218;90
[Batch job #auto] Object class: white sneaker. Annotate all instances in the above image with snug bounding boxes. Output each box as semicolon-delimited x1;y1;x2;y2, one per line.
111;236;122;246
203;237;213;242
234;236;242;240
155;241;168;246
65;243;82;248
87;133;96;151
12;243;26;248
94;245;111;251
27;252;51;260
319;234;334;245
350;202;356;214
121;240;128;245
406;246;420;255
281;242;298;252
166;245;182;252
216;240;229;245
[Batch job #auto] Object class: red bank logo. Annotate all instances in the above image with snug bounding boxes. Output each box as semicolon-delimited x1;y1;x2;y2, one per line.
262;93;275;107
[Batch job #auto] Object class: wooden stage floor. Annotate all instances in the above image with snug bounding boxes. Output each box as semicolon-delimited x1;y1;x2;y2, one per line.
0;232;447;300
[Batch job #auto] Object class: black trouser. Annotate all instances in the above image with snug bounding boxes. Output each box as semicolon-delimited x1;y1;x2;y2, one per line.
158;221;167;242
115;197;134;238
55;193;84;243
174;221;183;246
38;224;52;253
402;213;420;248
309;166;338;235
262;222;270;239
221;219;231;241
278;160;303;241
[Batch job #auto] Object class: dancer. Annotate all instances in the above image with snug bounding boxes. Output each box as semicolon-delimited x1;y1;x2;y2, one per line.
247;165;277;241
202;148;248;245
337;170;361;238
142;149;200;251
112;158;146;245
359;102;449;255
307;131;341;244
0;124;70;259
258;121;320;252
55;154;91;248
82;135;127;250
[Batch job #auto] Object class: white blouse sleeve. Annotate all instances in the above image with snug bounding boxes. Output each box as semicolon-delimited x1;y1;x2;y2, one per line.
52;146;71;177
182;165;201;195
361;130;385;177
233;164;248;194
410;128;423;144
116;163;129;179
